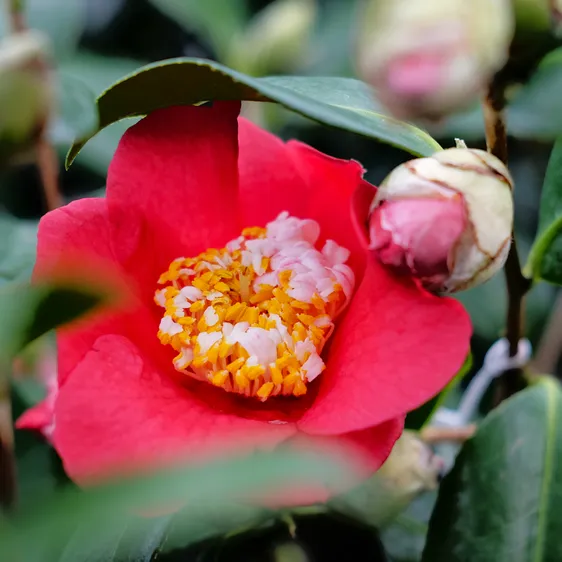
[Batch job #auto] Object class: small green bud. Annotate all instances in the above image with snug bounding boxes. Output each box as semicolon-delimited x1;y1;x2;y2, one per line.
0;30;54;164
229;0;317;75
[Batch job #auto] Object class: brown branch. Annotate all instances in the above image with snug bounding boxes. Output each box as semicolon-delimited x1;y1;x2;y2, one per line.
420;425;477;444
531;291;562;374
36;136;63;210
0;380;16;511
483;78;532;402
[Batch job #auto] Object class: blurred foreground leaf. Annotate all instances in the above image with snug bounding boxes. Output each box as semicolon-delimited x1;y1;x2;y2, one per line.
422;378;562;562
527;137;562;284
0;450;348;562
66;58;442;167
0;280;111;360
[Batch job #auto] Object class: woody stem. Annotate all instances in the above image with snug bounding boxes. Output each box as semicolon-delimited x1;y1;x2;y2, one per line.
483;77;532;402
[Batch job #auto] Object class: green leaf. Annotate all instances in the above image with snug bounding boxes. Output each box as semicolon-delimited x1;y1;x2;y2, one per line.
54;74;98;144
381;493;436;562
527;138;562;284
0;280;111;360
0;216;37;285
66;58;441;168
422;378;562;562
55;53;145;173
0;450;349;561
405;353;473;430
148;0;249;59
59;514;173;562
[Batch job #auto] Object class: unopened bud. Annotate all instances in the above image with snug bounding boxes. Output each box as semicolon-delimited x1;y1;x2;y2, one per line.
357;0;515;120
368;148;514;294
0;30;54;163
331;432;443;527
229;0;316;75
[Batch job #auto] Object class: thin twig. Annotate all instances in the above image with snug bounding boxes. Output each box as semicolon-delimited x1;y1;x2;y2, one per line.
420;425;477;444
532;291;562;374
36;136;63;210
483;77;532;401
0;377;16;511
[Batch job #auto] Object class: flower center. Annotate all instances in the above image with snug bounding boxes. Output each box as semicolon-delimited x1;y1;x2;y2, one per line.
155;212;355;401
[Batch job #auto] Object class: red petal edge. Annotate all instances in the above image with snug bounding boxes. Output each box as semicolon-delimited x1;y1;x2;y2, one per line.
299;259;472;435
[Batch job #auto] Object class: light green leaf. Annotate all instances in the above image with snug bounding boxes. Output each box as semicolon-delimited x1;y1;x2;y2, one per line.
0;215;37;285
527;137;562;284
66;58;442;168
422;378;562;562
54;74;98;145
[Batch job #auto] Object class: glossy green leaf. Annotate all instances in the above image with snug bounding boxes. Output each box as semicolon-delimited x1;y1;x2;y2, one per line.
527;138;562;284
66;58;442;168
0;280;111;360
422;378;562;562
405;353;473;430
0;450;348;561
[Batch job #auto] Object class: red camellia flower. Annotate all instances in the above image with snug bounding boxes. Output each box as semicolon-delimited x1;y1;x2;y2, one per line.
17;101;471;495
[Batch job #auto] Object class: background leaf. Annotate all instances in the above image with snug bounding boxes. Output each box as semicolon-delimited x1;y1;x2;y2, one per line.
66;57;441;167
527;137;562;284
148;0;248;59
0;216;37;285
422;378;562;562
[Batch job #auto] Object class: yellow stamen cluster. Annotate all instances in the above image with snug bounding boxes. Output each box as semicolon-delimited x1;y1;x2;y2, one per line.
155;224;350;401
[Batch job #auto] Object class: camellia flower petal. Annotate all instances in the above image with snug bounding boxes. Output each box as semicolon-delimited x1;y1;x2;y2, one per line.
17;102;471;498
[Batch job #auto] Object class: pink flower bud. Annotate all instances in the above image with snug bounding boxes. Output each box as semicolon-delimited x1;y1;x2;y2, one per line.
356;0;515;120
368;148;514;294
